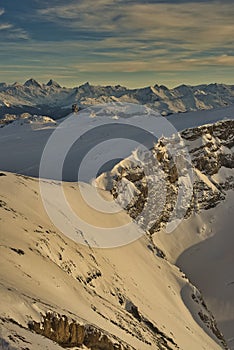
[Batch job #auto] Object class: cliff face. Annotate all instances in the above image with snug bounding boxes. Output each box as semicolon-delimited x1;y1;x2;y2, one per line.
29;312;128;350
96;120;234;233
28;311;180;350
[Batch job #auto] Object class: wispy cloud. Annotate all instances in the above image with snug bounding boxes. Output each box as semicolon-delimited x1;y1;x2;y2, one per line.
0;23;13;30
38;1;234;48
38;0;118;33
0;0;233;87
0;8;11;31
0;34;233;76
183;54;234;66
36;0;234;72
7;27;29;40
0;7;29;40
71;54;234;73
0;25;29;39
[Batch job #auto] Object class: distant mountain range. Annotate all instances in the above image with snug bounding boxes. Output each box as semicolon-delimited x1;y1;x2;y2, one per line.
0;78;234;119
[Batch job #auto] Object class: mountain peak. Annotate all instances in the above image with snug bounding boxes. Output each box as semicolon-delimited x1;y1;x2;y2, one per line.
46;79;61;88
80;82;91;88
12;82;21;87
24;78;41;88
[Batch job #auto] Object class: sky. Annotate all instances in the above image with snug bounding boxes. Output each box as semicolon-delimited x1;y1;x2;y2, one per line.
0;0;233;88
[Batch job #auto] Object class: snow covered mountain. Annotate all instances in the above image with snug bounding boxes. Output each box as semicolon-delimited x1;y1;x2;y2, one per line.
96;119;234;348
0;104;234;182
0;79;234;119
97;119;234;232
0;109;234;349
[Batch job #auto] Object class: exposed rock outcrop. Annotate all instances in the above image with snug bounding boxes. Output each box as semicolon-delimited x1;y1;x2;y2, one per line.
29;312;130;350
96;120;234;233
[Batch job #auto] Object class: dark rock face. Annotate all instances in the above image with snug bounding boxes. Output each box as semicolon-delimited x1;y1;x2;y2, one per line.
28;309;180;350
24;78;42;89
101;120;234;233
84;327;121;350
29;312;129;350
124;299;178;349
29;313;85;347
181;120;234;175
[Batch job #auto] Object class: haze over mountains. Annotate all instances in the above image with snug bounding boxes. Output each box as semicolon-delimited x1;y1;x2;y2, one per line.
0;78;234;119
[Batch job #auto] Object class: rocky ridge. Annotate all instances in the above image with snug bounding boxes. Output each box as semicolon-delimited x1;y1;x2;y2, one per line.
96;119;234;233
0;79;234;118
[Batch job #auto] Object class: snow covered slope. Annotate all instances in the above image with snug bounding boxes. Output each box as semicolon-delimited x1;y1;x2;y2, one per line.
0;171;227;349
0;106;233;349
156;192;234;350
0;106;233;181
0;79;234;118
96;119;234;349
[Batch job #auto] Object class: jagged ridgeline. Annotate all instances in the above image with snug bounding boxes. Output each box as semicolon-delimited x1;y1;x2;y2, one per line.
96;119;234;232
0;79;234;119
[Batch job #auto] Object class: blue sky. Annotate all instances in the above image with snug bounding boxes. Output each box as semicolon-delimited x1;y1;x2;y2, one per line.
0;0;233;87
